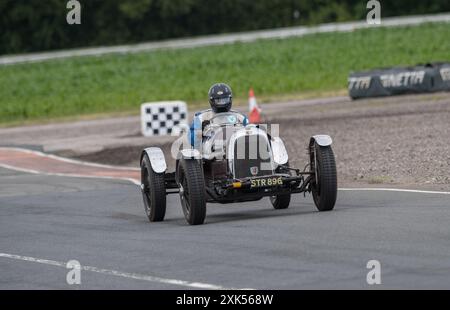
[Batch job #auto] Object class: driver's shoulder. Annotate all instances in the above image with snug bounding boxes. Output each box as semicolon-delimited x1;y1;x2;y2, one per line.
193;109;214;127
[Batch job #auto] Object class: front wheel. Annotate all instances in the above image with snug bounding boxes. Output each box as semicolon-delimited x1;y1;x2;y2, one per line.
141;155;166;222
311;144;337;212
177;159;206;225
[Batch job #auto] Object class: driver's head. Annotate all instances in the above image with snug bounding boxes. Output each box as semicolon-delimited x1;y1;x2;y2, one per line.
208;83;232;113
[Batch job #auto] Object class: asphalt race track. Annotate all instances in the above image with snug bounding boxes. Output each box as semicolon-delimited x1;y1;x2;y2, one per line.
1;166;449;290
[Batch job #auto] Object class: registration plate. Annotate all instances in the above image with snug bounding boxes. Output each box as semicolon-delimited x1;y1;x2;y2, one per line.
250;176;283;188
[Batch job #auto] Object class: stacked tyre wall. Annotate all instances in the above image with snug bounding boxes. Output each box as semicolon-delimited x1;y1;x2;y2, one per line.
348;63;450;99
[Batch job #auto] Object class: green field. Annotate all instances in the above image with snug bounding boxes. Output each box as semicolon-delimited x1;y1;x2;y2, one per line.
1;23;449;124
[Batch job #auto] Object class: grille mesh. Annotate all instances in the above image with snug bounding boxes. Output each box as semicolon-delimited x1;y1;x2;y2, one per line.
233;135;272;178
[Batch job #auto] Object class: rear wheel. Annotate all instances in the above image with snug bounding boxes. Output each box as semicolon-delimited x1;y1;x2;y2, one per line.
311;143;337;211
177;159;206;225
141;155;166;222
270;163;291;209
270;194;291;209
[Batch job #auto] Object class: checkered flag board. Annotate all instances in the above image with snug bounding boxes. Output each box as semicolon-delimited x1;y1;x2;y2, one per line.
141;101;188;137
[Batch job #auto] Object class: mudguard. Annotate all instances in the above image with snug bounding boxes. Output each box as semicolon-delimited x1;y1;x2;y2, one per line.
310;135;333;147
178;149;202;160
141;147;167;174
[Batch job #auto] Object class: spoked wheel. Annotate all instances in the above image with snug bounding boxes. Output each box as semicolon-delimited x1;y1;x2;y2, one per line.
141;155;166;222
310;143;337;211
177;159;206;225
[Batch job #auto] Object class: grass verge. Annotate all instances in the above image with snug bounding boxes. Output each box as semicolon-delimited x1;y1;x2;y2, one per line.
0;22;449;125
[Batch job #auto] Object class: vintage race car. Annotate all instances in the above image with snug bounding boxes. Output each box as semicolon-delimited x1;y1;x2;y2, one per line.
140;112;337;225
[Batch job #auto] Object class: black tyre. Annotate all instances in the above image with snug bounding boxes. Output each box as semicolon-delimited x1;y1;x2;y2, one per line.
141;155;166;222
270;194;291;209
177;159;206;225
311;143;337;212
270;162;291;209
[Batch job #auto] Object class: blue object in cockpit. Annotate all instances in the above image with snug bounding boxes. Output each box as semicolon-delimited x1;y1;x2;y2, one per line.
189;113;202;148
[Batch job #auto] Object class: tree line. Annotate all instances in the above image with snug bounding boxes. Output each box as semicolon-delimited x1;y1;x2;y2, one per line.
1;0;449;55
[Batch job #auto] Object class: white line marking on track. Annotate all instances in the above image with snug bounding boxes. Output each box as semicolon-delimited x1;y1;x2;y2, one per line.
0;147;140;171
0;252;249;290
0;163;41;175
1;148;449;195
0;163;140;186
339;188;450;195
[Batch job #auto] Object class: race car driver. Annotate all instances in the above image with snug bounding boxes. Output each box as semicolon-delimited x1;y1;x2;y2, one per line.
189;83;248;149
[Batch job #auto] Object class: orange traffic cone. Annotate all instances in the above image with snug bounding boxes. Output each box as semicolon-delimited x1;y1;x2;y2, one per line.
248;88;261;124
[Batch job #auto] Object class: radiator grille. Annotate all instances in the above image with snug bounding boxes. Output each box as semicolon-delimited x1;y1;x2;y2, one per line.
233;135;272;178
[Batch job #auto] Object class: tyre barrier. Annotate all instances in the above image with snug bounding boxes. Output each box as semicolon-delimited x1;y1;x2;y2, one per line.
348;63;450;99
141;101;188;137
